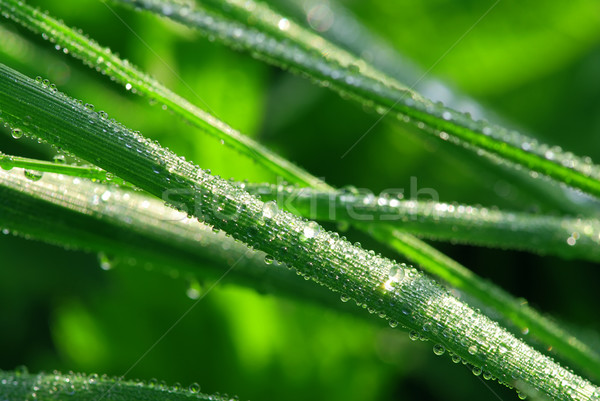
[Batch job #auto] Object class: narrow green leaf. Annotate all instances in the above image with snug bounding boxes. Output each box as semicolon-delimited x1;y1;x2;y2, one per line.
0;0;325;189
0;151;126;183
248;182;600;379
268;0;600;216
0;167;361;315
0;62;598;401
0;369;234;401
114;0;600;199
247;183;600;262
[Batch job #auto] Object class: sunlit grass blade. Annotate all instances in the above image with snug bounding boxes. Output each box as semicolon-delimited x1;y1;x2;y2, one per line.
0;151;127;183
112;0;600;199
5;151;599;375
1;0;599;378
1;62;599;401
0;167;362;314
267;0;600;216
365;226;600;382
0;0;325;189
0;368;234;401
246;182;600;379
3;0;581;220
247;183;600;262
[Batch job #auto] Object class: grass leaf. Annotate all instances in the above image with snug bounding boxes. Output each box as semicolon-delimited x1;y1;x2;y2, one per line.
0;166;362;314
0;369;234;401
114;0;600;199
248;183;600;262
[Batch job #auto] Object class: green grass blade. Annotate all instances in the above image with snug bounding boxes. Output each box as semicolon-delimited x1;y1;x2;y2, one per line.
0;0;325;189
248;183;600;262
2;0;599;366
2;0;571;218
365;226;600;383
268;0;600;216
114;0;600;199
0;167;360;314
248;182;600;379
0;62;598;401
0;151;127;183
0;369;234;401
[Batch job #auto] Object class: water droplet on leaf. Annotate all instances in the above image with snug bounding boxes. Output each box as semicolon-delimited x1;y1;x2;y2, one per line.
11;128;23;139
262;201;278;219
24;169;43;181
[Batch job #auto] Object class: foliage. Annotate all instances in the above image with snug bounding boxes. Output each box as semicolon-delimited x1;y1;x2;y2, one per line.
1;1;600;401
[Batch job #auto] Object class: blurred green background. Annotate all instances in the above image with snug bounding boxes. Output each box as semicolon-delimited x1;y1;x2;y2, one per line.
1;0;600;400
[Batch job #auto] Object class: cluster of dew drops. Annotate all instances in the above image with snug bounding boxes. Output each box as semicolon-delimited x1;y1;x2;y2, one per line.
0;76;123;184
0;366;245;401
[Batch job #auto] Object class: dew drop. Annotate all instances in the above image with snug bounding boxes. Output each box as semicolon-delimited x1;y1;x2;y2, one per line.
408;331;419;341
433;344;445;356
189;383;200;393
262;201;278;219
468;345;478;355
340;294;350;302
517;391;527;400
11;128;23;139
0;154;14;170
278;18;290;30
88;373;98;384
264;255;274;265
303;221;319;239
98;252;114;270
388;264;405;283
451;354;461;364
53;154;67;164
388;320;398;328
24;169;43;181
186;280;202;299
472;367;482;376
15;365;28;376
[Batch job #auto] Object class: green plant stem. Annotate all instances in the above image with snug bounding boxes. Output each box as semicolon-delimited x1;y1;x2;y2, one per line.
0;62;598;401
247;183;600;262
0;369;235;401
114;0;600;199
